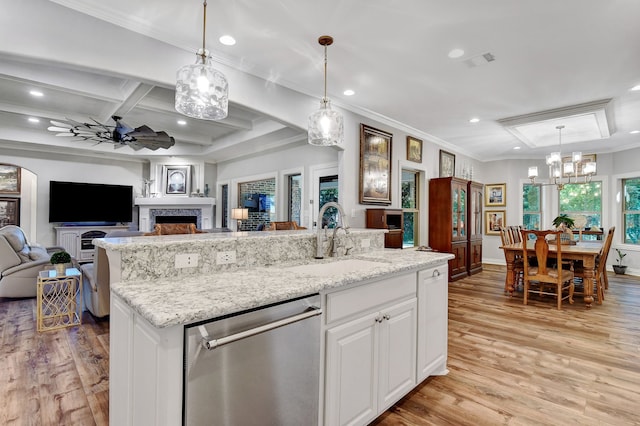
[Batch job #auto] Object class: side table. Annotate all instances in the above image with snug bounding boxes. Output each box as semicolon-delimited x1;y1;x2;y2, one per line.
37;267;82;332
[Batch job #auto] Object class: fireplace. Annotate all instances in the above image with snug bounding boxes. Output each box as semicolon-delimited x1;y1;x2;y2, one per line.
135;197;215;232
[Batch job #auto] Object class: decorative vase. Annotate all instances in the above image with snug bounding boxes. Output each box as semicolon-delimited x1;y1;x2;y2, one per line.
55;263;66;275
612;265;627;275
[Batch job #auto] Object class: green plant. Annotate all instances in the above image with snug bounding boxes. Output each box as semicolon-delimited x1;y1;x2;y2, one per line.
50;250;71;265
615;249;627;266
552;214;575;229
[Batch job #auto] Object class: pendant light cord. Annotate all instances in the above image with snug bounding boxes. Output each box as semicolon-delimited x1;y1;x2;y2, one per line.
323;44;328;102
198;0;208;61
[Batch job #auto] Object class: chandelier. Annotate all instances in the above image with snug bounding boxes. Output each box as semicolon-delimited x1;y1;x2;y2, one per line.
175;0;228;120
308;35;344;146
527;125;597;189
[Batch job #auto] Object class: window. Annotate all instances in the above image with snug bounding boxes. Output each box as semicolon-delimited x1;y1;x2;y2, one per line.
523;184;541;230
319;175;339;228
558;182;602;231
401;170;419;247
287;174;302;224
623;177;640;244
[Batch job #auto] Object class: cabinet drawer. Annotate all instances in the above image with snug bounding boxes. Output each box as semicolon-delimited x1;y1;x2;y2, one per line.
325;272;416;325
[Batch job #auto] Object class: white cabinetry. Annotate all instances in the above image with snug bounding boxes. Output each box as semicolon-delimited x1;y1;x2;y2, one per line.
324;272;417;426
417;265;449;381
55;226;128;261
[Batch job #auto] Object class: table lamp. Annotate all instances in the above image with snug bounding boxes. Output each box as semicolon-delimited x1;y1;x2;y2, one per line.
231;208;249;231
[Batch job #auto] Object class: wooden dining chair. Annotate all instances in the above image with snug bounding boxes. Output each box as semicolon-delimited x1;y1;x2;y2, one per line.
520;229;574;310
572;226;614;304
500;226;524;291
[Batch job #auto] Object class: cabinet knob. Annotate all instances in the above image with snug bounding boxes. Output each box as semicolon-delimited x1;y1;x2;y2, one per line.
374;316;383;323
383;314;390;321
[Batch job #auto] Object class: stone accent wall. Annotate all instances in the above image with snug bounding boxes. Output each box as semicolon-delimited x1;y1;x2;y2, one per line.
238;178;275;231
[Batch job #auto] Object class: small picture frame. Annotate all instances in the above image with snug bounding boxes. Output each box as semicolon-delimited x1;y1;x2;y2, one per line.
485;183;506;207
0;198;20;226
439;150;455;178
406;136;423;163
485;210;505;235
163;165;191;196
0;164;21;194
359;124;393;205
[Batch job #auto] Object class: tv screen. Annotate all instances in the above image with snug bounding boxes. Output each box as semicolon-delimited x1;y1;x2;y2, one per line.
49;181;133;224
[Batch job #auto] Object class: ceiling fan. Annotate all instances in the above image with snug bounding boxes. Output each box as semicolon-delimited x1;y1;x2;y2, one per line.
47;116;176;151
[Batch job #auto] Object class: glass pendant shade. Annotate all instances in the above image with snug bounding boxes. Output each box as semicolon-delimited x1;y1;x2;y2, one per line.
308;99;344;146
175;49;228;120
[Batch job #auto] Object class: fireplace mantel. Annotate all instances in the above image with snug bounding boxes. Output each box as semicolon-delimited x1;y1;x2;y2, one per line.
135;197;216;232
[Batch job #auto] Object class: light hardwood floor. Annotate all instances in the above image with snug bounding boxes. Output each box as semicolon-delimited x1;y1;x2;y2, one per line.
1;268;638;426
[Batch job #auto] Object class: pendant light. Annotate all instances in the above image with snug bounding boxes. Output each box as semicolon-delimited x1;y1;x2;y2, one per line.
308;35;344;146
175;0;228;120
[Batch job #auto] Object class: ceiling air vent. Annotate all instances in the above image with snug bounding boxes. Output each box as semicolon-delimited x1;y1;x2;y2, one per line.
464;52;496;68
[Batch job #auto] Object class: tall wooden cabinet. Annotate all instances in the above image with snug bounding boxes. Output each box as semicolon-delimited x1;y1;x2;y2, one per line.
468;181;484;275
428;178;483;281
366;208;403;248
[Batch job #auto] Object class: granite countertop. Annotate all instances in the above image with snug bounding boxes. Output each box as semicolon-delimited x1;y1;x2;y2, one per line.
111;249;454;329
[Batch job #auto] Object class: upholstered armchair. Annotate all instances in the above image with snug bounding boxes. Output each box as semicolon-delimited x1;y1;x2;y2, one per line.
0;225;66;298
80;230;143;317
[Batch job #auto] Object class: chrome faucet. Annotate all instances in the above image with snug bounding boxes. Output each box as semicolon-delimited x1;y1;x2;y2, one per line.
316;201;350;259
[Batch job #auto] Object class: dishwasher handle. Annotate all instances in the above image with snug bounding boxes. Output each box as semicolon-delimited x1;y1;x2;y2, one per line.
202;306;322;350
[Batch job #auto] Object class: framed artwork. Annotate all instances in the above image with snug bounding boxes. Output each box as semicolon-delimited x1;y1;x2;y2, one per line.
0;164;21;194
439;150;455;178
562;153;597;177
0;198;20;226
163;165;191;196
485;183;506;207
359;124;392;205
406;136;423;163
485;210;505;235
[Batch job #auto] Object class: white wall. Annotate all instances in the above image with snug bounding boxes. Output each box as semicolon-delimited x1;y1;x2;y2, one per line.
1;147;144;245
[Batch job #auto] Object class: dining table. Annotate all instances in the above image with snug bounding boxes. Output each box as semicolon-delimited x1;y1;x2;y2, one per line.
501;240;602;308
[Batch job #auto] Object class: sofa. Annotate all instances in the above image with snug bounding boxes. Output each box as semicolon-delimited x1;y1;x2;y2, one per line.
0;225;66;298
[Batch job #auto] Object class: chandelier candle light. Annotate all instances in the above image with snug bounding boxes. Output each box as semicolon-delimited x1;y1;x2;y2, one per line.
527;125;597;189
175;0;228;120
308;35;344;146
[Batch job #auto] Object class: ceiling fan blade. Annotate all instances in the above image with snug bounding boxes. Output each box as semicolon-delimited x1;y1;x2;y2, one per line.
53;133;75;137
48;126;74;132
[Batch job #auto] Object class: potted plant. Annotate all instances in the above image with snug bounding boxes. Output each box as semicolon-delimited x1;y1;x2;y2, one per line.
50;250;71;275
613;248;627;275
552;214;575;230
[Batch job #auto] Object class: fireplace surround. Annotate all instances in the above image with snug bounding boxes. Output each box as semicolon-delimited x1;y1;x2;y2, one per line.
135;197;215;232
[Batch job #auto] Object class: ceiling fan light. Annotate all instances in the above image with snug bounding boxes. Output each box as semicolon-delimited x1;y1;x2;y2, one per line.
308;99;344;146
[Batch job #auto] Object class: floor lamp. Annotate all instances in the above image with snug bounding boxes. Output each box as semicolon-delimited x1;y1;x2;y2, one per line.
231;208;249;231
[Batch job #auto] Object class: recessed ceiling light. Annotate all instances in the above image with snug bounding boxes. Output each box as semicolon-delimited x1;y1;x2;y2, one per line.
631;85;640;91
29;90;44;97
631;130;640;134
219;35;236;46
469;117;480;123
448;48;465;59
177;119;187;125
343;89;355;96
28;117;40;123
513;146;521;150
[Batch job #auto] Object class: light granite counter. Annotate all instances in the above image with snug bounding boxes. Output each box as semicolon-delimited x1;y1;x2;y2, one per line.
111;248;453;328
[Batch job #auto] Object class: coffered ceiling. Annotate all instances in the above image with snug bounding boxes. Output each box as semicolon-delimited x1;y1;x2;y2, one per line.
1;0;639;163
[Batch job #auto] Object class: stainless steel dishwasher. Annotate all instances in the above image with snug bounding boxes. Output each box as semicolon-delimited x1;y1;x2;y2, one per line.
183;294;322;425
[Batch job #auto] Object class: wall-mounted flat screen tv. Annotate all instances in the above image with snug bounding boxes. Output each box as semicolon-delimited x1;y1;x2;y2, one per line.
49;181;133;224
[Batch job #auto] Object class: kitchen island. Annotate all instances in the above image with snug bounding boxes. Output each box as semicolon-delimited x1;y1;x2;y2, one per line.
97;230;453;425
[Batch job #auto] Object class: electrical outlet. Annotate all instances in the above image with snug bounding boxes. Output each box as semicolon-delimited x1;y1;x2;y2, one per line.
216;251;237;265
175;253;199;268
361;238;371;248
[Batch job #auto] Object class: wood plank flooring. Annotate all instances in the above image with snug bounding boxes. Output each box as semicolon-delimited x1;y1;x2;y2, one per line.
1;267;638;425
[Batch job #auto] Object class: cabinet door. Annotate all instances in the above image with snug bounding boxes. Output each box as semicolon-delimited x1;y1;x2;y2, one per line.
469;240;483;275
450;242;468;279
57;229;79;257
377;298;417;412
417;267;448;381
325;311;379;426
